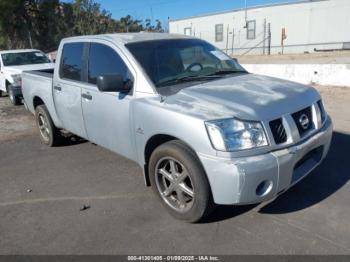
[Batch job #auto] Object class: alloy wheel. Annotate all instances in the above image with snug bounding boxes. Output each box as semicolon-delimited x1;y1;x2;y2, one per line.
155;157;195;213
38;113;50;142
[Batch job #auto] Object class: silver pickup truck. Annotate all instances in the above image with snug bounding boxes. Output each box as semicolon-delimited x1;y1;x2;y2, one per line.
22;33;333;222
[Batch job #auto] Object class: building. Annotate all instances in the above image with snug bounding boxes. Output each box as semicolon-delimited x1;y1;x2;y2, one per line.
169;0;350;55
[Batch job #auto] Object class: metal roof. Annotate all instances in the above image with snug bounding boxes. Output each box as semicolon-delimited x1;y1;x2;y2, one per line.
169;0;328;22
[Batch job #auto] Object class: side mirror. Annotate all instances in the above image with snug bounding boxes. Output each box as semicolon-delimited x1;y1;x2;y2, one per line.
96;74;132;93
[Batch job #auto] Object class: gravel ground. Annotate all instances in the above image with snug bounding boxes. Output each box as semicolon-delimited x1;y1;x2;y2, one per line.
0;95;36;142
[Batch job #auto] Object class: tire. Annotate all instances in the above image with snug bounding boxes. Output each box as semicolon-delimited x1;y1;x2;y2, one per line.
8;87;21;105
149;140;215;223
35;105;63;147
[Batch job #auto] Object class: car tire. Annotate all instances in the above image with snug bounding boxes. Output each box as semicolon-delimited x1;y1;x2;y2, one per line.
35;105;63;147
149;140;215;223
8;86;21;105
0;90;3;97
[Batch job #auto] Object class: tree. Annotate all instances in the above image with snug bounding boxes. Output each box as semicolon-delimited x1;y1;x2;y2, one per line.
0;0;164;51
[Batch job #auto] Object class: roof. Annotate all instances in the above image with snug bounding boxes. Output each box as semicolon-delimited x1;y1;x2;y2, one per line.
62;32;193;44
169;0;328;22
0;49;41;54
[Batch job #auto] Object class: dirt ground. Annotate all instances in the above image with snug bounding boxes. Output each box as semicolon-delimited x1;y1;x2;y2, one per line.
0;95;36;142
237;51;350;64
315;85;350;133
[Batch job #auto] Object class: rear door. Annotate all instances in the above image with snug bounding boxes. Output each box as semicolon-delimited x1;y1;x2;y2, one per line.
81;41;136;160
53;42;87;138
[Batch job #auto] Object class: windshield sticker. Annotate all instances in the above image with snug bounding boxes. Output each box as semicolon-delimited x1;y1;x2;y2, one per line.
34;53;45;57
210;50;231;61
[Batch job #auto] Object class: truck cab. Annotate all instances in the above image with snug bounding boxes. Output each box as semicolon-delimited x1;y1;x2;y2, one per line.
0;49;54;105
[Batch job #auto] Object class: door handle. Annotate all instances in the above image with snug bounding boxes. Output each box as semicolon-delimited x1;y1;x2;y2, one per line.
54;85;62;91
82;93;92;100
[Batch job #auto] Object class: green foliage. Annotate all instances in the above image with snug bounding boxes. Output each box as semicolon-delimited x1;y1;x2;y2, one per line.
0;0;164;51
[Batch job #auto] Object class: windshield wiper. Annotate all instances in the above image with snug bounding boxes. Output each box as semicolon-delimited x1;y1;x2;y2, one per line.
157;75;219;87
208;69;247;76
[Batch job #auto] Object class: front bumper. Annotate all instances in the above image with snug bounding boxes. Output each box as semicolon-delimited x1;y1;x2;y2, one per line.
198;117;333;205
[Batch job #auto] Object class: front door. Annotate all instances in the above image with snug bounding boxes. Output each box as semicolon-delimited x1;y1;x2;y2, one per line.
81;41;136;160
53;42;87;138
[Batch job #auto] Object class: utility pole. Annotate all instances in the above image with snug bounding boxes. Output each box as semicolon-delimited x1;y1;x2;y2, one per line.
244;0;248;28
231;29;235;56
167;17;170;33
226;25;229;54
231;17;235;56
268;23;271;55
263;19;266;55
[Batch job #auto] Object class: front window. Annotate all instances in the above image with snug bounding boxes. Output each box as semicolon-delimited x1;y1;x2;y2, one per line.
126;39;246;89
1;51;51;66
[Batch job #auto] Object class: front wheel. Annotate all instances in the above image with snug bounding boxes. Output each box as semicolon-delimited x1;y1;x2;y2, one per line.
149;140;215;223
8;87;21;105
35;105;63;147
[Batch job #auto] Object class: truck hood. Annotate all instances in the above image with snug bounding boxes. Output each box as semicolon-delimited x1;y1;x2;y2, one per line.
164;74;321;121
3;63;54;75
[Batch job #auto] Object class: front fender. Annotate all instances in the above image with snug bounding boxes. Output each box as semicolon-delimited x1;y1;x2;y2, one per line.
133;97;217;167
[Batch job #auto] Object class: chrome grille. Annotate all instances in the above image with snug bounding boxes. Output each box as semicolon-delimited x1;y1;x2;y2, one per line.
269;118;287;144
291;106;314;137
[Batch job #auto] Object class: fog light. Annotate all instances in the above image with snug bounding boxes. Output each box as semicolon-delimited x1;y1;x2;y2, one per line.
256;180;273;197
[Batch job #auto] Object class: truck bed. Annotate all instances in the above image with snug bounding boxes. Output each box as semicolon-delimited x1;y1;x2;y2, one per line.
21;69;61;127
23;68;54;78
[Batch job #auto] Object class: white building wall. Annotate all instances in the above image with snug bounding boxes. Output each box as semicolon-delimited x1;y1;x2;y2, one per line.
169;0;350;55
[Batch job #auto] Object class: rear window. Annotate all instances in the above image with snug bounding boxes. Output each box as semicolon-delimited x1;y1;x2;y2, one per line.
60;43;84;81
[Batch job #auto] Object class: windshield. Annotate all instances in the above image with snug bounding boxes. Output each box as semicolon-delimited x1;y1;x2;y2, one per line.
1;51;51;66
126;39;247;88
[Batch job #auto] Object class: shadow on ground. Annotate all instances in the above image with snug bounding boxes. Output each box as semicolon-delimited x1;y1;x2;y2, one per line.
203;131;350;222
58;134;87;147
260;131;350;214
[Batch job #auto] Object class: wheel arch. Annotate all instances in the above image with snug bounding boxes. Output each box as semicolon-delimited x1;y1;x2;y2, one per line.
5;80;11;92
33;96;45;109
143;134;203;187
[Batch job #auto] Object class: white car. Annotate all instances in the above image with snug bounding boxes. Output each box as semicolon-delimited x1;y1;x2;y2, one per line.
0;49;54;105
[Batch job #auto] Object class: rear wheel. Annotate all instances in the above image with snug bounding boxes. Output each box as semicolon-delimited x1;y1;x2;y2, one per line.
35;105;63;147
149;140;215;223
0;90;3;97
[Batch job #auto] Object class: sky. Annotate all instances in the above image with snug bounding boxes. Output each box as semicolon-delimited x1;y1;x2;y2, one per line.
95;0;299;28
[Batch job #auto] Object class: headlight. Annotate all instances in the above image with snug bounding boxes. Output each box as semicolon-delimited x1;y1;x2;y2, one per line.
205;118;268;151
11;74;22;86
